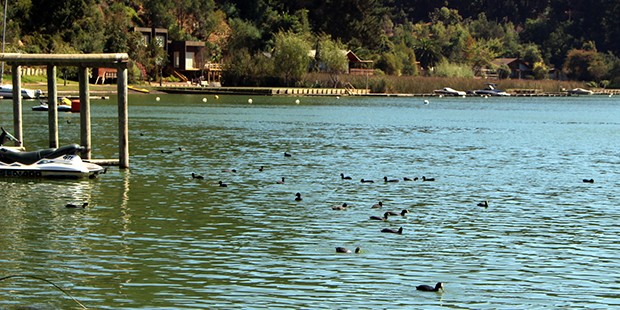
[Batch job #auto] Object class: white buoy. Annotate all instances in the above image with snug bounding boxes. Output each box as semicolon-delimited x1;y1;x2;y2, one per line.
336;96;340;99
202;98;207;103
248;98;253;104
423;99;430;105
155;96;160;101
215;95;219;99
295;99;300;104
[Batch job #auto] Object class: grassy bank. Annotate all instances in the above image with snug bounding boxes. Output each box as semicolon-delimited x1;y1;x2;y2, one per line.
8;73;593;95
304;72;588;94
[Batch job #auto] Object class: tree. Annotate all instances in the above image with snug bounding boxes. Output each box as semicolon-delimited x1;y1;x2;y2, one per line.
563;48;609;81
414;38;442;70
226;18;262;54
316;35;348;87
273;31;311;86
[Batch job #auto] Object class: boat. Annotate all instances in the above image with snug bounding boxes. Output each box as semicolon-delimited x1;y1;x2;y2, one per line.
31;98;73;112
0;127;105;179
473;83;511;96
128;85;150;93
434;87;466;96
567;88;594;95
0;84;43;99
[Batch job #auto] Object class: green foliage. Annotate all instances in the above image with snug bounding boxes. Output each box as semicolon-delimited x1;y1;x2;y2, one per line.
377;52;403;76
222;48;275;86
563;48;610;82
432;60;474;78
532;61;548;80
496;64;511;79
5;0;620;84
273;31;311;86
315;35;348;86
227;18;262;53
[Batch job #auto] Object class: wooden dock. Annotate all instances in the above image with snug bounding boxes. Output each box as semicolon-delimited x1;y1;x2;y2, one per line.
157;86;369;96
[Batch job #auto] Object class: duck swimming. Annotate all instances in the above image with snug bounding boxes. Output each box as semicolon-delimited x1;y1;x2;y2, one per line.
295;192;303;201
191;172;204;179
422;176;435;181
276;177;285;184
284;152;292;157
384;176;399;183
477;200;489;208
361;179;375;183
332;203;348;210
381;226;403;234
386;209;409;216
371;201;383;208
583;178;594;183
370;212;390;221
336;246;360;254
416;282;443;292
66;202;88;209
218;181;228;187
340;173;352;180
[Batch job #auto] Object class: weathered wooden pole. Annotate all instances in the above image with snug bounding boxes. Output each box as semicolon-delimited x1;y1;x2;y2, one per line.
0;52;129;165
11;64;22;147
47;65;59;148
78;66;91;159
117;63;129;168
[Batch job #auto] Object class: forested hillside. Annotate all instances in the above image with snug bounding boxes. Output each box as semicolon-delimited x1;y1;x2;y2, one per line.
3;0;619;86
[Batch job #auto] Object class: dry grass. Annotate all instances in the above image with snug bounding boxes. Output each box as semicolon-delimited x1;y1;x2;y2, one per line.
305;72;587;94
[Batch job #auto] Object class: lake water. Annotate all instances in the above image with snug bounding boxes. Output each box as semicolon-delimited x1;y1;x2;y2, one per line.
1;94;619;309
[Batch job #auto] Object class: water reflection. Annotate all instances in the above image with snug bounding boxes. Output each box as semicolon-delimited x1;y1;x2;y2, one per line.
1;95;620;308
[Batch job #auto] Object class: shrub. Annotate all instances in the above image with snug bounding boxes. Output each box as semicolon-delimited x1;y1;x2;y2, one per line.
432;61;474;78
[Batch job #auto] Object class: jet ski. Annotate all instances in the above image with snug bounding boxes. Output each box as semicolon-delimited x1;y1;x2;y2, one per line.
0;127;105;179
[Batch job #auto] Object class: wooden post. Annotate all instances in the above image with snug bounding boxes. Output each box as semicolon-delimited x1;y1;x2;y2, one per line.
117;63;129;168
47;65;59;148
11;65;23;147
78;66;91;159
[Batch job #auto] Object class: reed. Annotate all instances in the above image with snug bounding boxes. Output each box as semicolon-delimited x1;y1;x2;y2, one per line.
304;72;587;94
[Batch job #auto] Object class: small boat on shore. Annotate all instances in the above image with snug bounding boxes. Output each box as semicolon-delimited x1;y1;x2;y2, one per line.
31;98;75;112
567;88;594;95
0;84;42;99
473;83;510;96
128;85;150;93
434;87;466;96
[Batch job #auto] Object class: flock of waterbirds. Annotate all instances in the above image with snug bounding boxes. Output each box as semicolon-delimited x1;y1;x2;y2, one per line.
61;148;597;294
187;151;451;292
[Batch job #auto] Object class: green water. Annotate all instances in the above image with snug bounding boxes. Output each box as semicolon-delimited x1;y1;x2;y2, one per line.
1;94;619;309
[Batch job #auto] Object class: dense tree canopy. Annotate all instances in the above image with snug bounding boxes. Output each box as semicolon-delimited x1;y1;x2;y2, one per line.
1;0;619;85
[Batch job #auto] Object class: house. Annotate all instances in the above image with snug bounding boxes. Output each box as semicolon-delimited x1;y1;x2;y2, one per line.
168;40;207;82
346;50;373;75
93;68;117;84
309;49;374;75
134;27;168;50
488;58;531;79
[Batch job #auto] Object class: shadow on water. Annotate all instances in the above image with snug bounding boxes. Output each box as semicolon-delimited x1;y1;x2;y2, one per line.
1;95;620;308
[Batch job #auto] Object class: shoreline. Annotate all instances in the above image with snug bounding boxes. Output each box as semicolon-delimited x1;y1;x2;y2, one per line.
15;81;620;98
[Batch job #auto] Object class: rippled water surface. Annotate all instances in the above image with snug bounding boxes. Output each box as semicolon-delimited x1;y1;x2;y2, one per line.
1;94;620;309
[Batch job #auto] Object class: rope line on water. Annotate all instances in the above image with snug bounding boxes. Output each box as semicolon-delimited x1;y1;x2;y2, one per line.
0;274;88;309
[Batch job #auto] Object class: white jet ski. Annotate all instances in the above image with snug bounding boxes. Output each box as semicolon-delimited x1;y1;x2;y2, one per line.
0;127;105;179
